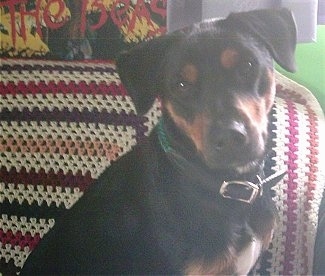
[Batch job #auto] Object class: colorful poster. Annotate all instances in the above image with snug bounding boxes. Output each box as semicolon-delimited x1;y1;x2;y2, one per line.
0;0;167;59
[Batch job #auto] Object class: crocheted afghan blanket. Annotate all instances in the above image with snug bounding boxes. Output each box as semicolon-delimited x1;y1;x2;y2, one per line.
0;59;324;275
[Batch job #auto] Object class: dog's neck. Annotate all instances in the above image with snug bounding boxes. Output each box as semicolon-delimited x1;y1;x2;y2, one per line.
156;116;284;205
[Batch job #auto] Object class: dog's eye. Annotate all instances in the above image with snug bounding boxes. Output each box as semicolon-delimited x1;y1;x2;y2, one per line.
246;61;253;69
238;60;255;74
179;81;187;89
176;80;192;92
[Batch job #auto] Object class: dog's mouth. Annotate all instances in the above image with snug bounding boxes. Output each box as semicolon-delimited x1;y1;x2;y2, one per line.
202;156;263;174
233;159;262;174
197;123;267;174
199;143;266;175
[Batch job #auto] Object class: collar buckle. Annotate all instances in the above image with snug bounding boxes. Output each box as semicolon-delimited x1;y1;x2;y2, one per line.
219;170;287;204
219;180;261;204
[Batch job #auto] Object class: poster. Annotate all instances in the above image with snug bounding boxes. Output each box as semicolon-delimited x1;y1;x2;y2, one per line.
0;0;167;59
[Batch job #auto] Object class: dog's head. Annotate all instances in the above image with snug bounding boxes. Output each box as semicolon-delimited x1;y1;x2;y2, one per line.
117;8;296;173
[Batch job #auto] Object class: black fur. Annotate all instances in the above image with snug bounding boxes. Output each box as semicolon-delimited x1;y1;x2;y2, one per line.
21;8;296;275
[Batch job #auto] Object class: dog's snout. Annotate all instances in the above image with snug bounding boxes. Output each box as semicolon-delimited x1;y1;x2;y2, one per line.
215;122;248;151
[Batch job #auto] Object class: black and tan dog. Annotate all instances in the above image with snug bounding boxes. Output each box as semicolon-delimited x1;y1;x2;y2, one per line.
21;8;296;275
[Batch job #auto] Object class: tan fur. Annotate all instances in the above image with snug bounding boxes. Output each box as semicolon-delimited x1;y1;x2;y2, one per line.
252;213;277;251
220;48;240;69
181;64;199;84
235;70;276;151
184;247;237;275
166;102;209;153
264;70;277;113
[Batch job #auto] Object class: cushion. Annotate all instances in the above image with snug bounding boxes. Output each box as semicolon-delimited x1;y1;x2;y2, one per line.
0;58;324;275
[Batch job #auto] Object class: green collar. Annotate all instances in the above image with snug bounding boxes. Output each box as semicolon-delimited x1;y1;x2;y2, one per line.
157;119;174;154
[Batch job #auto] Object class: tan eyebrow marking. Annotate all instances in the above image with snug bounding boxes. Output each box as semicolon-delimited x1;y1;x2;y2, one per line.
220;48;240;69
181;64;199;83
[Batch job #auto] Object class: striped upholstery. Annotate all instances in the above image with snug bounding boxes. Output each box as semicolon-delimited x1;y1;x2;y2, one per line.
258;72;325;275
0;58;324;275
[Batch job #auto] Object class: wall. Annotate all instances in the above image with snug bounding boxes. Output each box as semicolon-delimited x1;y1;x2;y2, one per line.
277;25;325;112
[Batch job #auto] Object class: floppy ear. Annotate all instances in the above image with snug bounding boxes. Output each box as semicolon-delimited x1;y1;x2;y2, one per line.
116;36;175;115
225;8;297;72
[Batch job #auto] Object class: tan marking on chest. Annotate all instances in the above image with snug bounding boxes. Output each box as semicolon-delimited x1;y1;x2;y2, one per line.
184;247;236;275
236;238;262;275
184;238;263;275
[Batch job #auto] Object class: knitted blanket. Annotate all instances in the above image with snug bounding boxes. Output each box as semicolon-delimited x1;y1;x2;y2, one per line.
0;59;324;275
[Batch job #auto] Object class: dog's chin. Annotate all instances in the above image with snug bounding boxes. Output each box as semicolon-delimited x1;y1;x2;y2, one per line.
203;156;263;175
233;160;262;174
200;144;266;175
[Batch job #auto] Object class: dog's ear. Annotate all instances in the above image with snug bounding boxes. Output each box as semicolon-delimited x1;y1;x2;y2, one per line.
116;36;175;115
225;8;297;72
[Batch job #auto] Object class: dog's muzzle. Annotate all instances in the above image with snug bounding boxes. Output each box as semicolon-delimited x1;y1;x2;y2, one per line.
220;170;287;204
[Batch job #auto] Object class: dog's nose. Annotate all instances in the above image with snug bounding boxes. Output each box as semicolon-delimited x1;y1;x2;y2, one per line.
215;122;248;151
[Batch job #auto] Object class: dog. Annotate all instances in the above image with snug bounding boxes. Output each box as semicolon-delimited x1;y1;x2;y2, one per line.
21;8;296;275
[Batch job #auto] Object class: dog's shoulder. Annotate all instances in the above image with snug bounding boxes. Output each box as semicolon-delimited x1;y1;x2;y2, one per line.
87;132;162;196
21;134;169;274
63;133;164;234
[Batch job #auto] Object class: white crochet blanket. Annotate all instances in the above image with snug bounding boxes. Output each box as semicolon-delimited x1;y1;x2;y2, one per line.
0;59;323;275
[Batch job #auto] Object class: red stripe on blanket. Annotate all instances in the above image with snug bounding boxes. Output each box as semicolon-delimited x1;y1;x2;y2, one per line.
278;85;320;272
0;167;94;192
276;85;308;106
0;229;41;251
0;81;128;96
305;109;319;203
283;99;299;275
